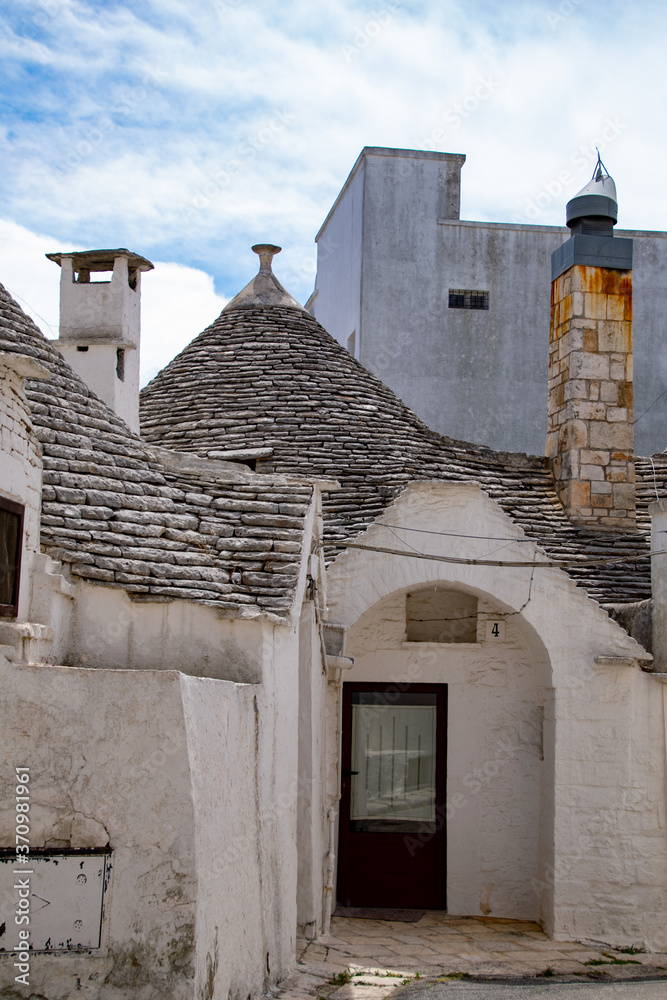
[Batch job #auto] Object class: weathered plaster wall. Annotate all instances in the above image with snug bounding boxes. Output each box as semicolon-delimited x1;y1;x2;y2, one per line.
0;665;196;999
311;147;667;455
0;361;43;618
297;600;329;939
181;630;299;1000
550;663;667;950
0;653;301;1000
345;588;544;919
325;481;667;948
40;577;273;681
312;160;364;357
56;255;142;431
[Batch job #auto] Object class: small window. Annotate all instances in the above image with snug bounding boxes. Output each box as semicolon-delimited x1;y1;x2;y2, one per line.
116;348;125;382
0;496;24;618
76;345;89;352
406;588;478;643
74;267;112;284
449;289;489;310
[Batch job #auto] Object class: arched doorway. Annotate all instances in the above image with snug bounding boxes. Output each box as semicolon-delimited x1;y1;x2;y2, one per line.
337;583;547;919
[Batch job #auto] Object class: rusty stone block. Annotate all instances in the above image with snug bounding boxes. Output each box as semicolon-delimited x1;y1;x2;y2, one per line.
612;483;636;509
589;422;633;451
568;481;591;508
600;269;622;295
584;292;607;321
563;378;588;401
598;320;631;353
580;464;605;481
559;419;588;450
606;295;625;321
599;381;618;403
617;381;633;407
570;351;609;380
580;449;610;466
573;402;606;420
583;329;598;352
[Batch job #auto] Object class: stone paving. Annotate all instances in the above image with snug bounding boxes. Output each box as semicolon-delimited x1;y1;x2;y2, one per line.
277;915;667;1000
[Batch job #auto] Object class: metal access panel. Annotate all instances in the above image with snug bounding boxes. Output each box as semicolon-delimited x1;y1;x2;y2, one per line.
0;852;111;952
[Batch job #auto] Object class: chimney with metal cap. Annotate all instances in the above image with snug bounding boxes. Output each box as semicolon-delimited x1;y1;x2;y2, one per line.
47;248;153;433
546;155;635;528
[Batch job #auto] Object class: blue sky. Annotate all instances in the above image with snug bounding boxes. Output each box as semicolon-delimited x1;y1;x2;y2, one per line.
0;0;665;382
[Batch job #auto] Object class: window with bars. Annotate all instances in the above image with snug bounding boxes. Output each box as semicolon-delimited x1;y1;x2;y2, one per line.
0;496;24;617
448;289;489;310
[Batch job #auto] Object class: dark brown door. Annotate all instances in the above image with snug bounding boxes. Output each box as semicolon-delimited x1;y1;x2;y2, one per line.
338;683;447;909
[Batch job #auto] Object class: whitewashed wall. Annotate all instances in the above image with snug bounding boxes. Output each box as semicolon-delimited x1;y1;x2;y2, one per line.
325;481;667;949
345;589;544;919
0;358;44;619
297;600;330;939
0;619;302;999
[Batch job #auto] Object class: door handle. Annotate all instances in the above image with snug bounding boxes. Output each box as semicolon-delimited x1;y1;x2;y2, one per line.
342;768;359;777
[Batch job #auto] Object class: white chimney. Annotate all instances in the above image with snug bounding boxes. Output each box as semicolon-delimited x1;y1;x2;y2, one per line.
47;249;153;433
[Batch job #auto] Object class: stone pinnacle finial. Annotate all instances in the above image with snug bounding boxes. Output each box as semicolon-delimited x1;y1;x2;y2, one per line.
252;244;282;274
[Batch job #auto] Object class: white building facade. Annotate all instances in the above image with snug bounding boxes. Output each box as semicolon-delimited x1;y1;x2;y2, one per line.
309;147;667;457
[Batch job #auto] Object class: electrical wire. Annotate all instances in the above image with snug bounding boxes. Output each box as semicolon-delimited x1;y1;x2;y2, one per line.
374;521;641;545
342;541;660;570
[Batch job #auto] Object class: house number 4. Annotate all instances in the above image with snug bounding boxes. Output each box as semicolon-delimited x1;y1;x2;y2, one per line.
485;620;506;640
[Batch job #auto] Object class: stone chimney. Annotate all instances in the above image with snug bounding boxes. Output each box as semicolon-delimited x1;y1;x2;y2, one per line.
546;157;635;528
47;249;153;433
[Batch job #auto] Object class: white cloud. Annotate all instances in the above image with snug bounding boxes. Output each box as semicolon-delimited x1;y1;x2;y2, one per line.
1;0;666;370
140;262;227;386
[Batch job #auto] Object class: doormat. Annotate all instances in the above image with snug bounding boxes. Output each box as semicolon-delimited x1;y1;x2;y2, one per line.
334;907;425;923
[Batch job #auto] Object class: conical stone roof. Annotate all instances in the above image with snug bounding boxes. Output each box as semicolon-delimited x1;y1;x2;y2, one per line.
0;282;313;618
139;259;665;606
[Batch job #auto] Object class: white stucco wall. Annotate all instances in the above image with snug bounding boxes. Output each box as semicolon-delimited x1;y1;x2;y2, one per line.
324;481;667;949
0;665;196;999
297;601;330;938
344;588;544;919
0;647;302;1000
36;577;276;682
312;158;364;357
0;357;44;619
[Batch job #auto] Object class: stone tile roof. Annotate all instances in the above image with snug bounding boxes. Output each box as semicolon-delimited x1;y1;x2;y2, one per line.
140;302;666;605
0;283;312;619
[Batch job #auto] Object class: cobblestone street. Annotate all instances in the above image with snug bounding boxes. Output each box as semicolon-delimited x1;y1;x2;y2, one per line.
277;915;667;1000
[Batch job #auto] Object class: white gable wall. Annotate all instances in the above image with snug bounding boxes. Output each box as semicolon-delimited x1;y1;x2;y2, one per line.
325;481;667;949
